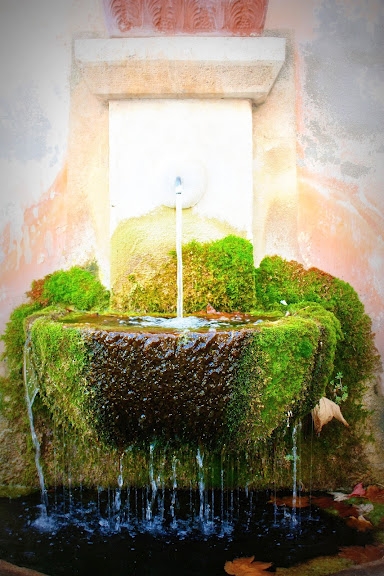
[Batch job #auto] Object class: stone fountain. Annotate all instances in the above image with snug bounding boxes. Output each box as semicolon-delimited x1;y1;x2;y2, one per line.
0;3;382;574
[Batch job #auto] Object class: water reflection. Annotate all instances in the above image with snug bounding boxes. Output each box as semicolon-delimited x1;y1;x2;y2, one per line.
0;488;371;576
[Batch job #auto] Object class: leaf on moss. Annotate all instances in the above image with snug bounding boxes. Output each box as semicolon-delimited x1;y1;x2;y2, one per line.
311;397;349;434
311;495;359;518
339;544;384;564
365;485;384;504
349;482;366;497
329;491;350;501
224;556;272;575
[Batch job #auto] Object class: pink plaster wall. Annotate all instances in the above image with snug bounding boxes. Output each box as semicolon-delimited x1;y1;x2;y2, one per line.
0;0;383;389
266;0;384;386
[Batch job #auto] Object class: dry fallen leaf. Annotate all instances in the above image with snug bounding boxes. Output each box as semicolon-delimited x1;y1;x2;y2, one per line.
311;494;359;518
224;556;272;575
365;484;384;504
345;514;373;532
339;544;384;564
349;482;366;497
311;397;349;434
329;491;350;501
269;495;310;508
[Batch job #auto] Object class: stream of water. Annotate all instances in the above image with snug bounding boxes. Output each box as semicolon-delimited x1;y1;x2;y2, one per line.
175;175;183;319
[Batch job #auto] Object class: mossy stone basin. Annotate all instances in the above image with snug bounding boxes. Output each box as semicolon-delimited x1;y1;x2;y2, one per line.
26;306;340;450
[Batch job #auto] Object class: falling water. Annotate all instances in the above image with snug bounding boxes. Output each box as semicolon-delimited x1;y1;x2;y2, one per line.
113;454;124;531
146;442;158;521
175;176;183;318
170;455;178;526
291;423;298;528
196;447;205;521
23;336;49;523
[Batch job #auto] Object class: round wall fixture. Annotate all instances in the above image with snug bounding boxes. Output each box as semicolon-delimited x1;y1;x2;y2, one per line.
158;156;207;209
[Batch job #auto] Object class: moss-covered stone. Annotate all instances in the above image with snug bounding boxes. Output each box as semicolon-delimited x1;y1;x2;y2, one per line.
112;234;256;314
42;266;110;311
254;255;381;432
0;242;381;493
22;302;338;453
27;317;91;437
226;304;342;445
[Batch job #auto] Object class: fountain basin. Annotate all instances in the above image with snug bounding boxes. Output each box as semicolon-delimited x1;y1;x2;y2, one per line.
26;305;340;451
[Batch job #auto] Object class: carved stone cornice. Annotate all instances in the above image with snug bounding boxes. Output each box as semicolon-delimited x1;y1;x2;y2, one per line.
102;0;268;37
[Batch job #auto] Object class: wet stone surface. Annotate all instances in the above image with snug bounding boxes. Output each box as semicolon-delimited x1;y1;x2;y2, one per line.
83;327;254;448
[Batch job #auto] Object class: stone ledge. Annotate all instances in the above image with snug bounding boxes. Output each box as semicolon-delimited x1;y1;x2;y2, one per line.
74;37;285;103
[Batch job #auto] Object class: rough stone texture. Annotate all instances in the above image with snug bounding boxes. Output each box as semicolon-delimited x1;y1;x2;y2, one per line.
82;326;254;447
0;413;35;488
75;37;285;102
361;384;384;485
252;30;299;265
332;559;384;576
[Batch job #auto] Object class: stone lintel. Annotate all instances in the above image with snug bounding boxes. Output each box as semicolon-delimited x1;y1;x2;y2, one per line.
75;37;285;103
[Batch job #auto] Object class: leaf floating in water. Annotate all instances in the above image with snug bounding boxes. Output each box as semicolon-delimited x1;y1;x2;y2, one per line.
199;303;251;322
311;397;349;434
269;495;310;508
224;556;272;575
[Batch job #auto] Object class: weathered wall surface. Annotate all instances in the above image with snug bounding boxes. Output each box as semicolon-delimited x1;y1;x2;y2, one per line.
0;0;383;395
0;0;106;359
265;1;384;390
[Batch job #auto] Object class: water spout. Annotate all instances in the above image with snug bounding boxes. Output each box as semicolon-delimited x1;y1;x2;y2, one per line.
175;176;183;318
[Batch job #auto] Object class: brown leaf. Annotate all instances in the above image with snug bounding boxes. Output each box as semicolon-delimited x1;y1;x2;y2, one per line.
269;495;310;508
345;515;373;532
311;397;349;434
311;495;359;518
339;544;384;564
197;304;251;322
365;484;384;504
224;556;272;575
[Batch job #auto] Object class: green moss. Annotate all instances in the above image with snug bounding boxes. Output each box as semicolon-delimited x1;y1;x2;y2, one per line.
0;302;42;415
0;264;109;419
113;235;256;314
28;316;92;437
275;555;353;575
367;503;384;527
42;266;110;311
255;256;381;426
227;304;342;445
